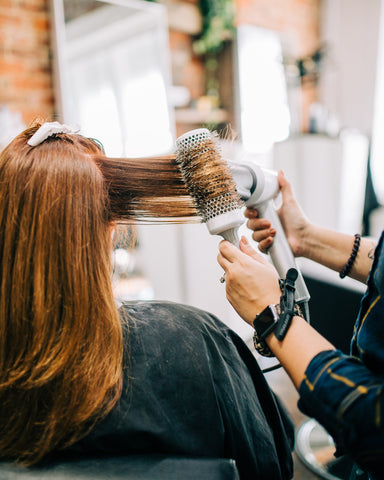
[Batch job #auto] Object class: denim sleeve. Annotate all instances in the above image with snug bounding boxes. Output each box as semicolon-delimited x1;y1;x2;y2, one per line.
298;349;384;475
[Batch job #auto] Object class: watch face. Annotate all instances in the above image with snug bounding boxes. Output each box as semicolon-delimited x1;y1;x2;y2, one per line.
260;305;278;323
253;305;279;335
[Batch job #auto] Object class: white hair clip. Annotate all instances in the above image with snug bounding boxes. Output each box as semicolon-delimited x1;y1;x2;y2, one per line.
27;121;80;147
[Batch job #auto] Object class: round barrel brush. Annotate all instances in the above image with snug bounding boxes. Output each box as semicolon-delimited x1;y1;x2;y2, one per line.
175;128;245;246
176;128;310;315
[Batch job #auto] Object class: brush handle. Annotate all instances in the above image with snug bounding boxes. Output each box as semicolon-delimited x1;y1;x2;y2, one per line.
220;228;240;247
257;201;310;306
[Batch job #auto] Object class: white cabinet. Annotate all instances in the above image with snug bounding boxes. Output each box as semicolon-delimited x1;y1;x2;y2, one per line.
272;132;369;235
135;222;255;341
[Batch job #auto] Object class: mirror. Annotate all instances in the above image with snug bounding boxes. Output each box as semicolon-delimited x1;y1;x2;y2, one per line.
51;0;174;157
50;0;234;329
51;0;186;306
235;24;290;156
295;418;354;479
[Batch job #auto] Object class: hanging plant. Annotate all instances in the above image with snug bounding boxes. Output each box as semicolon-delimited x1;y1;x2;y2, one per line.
193;0;236;55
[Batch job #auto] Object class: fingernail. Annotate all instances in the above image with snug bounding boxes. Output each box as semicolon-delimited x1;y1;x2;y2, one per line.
240;236;249;246
269;228;276;236
264;239;273;252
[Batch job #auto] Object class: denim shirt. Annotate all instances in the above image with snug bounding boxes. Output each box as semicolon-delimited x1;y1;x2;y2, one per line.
298;232;384;478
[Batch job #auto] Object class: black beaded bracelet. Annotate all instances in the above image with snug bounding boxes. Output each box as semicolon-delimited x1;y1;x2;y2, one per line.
339;233;361;279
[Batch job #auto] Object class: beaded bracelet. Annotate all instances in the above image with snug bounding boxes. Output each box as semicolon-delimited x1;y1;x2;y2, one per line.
339;233;361;279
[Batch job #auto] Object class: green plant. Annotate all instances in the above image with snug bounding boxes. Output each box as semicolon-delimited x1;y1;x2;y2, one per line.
193;0;236;55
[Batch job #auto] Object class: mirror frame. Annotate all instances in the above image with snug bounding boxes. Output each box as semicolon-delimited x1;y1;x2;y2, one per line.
49;0;175;136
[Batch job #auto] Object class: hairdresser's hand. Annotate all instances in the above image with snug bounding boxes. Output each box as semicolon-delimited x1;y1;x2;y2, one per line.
217;237;281;326
245;171;309;256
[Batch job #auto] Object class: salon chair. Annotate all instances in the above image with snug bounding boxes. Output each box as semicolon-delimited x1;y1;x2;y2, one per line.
294;275;365;480
0;455;240;480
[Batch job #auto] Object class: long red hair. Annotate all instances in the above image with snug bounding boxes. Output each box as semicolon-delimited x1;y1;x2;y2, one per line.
0;123;198;465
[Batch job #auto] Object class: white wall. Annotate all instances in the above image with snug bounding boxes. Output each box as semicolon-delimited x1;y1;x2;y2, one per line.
370;0;384;206
273;131;369;235
136;222;254;341
320;0;381;136
319;0;384;237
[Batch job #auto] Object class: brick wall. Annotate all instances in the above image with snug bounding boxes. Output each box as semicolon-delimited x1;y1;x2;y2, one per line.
0;0;54;125
170;0;321;134
169;28;205;101
235;0;321;56
0;0;320;131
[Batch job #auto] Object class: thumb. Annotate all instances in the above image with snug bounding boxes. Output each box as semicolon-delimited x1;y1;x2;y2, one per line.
239;236;269;264
278;170;295;203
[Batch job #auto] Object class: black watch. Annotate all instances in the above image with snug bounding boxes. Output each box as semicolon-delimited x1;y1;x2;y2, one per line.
253;304;280;357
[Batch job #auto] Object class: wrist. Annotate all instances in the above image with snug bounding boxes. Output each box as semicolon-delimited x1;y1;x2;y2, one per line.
252;304;280;357
253;303;304;357
244;297;280;325
296;222;318;258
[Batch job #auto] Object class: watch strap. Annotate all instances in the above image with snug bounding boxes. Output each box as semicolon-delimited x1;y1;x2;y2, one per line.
253;304;280;357
253;303;304;357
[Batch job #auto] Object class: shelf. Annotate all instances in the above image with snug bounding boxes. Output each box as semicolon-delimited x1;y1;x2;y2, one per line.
174;108;230;125
158;0;202;35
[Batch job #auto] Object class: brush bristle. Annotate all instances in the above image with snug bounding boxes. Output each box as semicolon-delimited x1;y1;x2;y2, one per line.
175;130;243;222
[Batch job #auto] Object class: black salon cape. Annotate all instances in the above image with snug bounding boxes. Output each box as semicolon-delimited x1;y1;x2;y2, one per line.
65;301;294;479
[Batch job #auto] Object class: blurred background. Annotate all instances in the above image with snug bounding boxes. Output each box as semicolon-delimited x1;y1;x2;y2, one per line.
1;1;383;477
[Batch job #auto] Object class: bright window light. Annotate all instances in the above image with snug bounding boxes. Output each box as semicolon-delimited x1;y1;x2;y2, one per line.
64;3;174;157
237;25;290;154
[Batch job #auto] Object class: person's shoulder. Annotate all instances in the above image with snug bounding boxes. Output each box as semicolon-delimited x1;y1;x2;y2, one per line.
119;300;232;338
118;301;254;376
119;300;223;325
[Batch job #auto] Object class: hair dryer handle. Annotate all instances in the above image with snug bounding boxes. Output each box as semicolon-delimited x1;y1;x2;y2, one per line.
257;201;310;305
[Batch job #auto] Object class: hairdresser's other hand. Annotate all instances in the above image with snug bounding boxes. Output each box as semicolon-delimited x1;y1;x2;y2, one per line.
217;237;281;326
245;171;309;257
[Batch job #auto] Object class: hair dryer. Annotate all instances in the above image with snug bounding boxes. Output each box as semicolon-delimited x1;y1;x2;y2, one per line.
175;128;310;314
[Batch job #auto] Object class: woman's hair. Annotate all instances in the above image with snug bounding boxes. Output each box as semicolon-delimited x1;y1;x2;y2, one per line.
96;152;198;223
0;122;199;465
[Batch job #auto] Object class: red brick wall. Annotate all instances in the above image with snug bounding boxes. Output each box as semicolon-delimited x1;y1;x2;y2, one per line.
169;29;205;101
170;0;321;134
235;0;321;56
0;0;54;125
0;0;320;131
